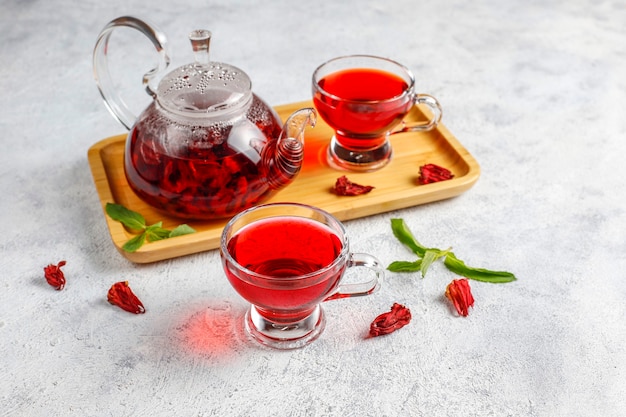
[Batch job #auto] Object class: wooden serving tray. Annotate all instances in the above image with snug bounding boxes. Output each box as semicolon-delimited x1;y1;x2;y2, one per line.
88;100;480;263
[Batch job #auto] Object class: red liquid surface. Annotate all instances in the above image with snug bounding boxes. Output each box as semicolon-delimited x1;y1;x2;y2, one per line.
125;96;283;219
223;217;345;320
313;68;412;148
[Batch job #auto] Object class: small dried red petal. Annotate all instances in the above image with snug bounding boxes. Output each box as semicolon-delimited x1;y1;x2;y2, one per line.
418;163;454;184
369;303;412;337
107;281;146;314
44;261;67;290
334;175;374;196
445;278;475;317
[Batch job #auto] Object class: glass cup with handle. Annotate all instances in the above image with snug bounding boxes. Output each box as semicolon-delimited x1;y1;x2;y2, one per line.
220;202;383;349
312;54;442;172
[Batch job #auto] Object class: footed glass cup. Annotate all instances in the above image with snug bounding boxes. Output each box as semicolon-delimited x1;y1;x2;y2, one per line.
220;203;383;349
313;55;442;171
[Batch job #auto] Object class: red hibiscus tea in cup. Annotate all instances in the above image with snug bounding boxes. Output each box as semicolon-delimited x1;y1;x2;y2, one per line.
225;216;345;313
313;68;412;149
220;203;383;349
312;55;442;172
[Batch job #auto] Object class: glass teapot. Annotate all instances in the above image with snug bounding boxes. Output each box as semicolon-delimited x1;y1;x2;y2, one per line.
93;16;316;219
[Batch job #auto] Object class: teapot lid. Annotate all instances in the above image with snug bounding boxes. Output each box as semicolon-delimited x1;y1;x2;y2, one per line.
156;30;252;117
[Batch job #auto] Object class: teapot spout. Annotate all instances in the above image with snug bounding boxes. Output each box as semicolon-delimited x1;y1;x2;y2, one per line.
264;108;317;190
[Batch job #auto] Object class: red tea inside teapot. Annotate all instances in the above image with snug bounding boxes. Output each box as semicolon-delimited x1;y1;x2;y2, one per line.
94;17;315;219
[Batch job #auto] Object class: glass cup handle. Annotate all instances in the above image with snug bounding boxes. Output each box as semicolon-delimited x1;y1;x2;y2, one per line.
93;16;171;130
324;253;383;301
395;93;443;134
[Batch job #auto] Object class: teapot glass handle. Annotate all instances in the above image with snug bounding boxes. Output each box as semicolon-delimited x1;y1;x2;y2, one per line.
93;16;171;130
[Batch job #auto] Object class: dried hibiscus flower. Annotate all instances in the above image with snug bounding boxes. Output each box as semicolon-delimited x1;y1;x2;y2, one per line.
445;278;474;317
334;175;374;196
369;303;412;337
418;163;454;184
44;260;67;290
107;281;146;314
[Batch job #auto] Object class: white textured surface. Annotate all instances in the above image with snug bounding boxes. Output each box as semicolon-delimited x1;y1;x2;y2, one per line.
1;0;626;416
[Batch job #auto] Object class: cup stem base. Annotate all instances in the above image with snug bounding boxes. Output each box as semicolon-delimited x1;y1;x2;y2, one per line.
327;136;392;172
245;305;326;350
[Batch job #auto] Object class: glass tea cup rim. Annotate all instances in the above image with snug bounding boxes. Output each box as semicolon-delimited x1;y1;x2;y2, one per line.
312;54;416;105
220;202;350;286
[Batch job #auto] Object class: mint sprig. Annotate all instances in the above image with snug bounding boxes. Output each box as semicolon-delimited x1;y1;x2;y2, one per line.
388;218;516;283
105;203;196;252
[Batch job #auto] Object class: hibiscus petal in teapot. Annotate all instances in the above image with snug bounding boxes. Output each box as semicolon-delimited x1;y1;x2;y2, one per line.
93;16;316;219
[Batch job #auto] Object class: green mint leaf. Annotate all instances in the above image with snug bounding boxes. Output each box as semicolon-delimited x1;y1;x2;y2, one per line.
444;252;517;283
106;203;196;251
389;218;516;283
106;203;146;231
387;260;422;272
145;222;172;242
122;232;147;252
390;218;427;257
169;224;196;237
420;248;446;278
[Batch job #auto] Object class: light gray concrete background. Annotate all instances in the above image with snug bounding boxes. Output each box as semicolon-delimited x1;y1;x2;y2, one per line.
1;0;625;415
